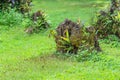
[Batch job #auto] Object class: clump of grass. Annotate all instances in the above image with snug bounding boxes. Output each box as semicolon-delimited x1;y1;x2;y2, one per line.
101;35;120;48
75;50;103;62
0;8;23;27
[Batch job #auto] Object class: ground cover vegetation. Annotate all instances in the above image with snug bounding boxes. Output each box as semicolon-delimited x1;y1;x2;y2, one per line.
0;0;120;80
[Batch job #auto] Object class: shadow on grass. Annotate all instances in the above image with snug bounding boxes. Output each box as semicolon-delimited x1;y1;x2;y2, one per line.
25;53;75;64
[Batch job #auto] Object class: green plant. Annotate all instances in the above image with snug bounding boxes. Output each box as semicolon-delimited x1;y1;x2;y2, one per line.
52;19;101;54
0;8;23;27
93;0;120;38
101;35;120;48
25;10;50;34
75;50;102;62
0;0;32;14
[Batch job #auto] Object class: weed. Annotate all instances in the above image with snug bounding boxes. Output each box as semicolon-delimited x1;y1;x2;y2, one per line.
75;50;102;62
101;35;120;48
93;0;120;38
0;8;23;27
25;10;50;34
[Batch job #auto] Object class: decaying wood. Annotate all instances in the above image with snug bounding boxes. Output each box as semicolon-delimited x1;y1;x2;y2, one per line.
55;19;101;54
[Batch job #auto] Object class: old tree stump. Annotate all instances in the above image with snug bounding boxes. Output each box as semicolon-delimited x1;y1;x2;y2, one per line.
54;19;101;54
94;0;120;38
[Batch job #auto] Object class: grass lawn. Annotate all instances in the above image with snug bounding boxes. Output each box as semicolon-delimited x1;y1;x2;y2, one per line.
0;0;120;80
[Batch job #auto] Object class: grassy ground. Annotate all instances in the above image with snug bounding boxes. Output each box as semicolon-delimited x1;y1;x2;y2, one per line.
0;0;120;80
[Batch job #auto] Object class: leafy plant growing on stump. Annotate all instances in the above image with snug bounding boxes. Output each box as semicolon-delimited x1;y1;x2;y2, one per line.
25;10;50;34
51;19;101;54
93;0;120;38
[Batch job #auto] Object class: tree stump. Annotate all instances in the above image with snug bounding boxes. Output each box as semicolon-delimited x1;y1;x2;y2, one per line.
55;19;101;54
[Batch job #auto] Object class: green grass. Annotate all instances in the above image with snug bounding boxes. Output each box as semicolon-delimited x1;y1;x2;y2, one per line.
0;0;120;80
